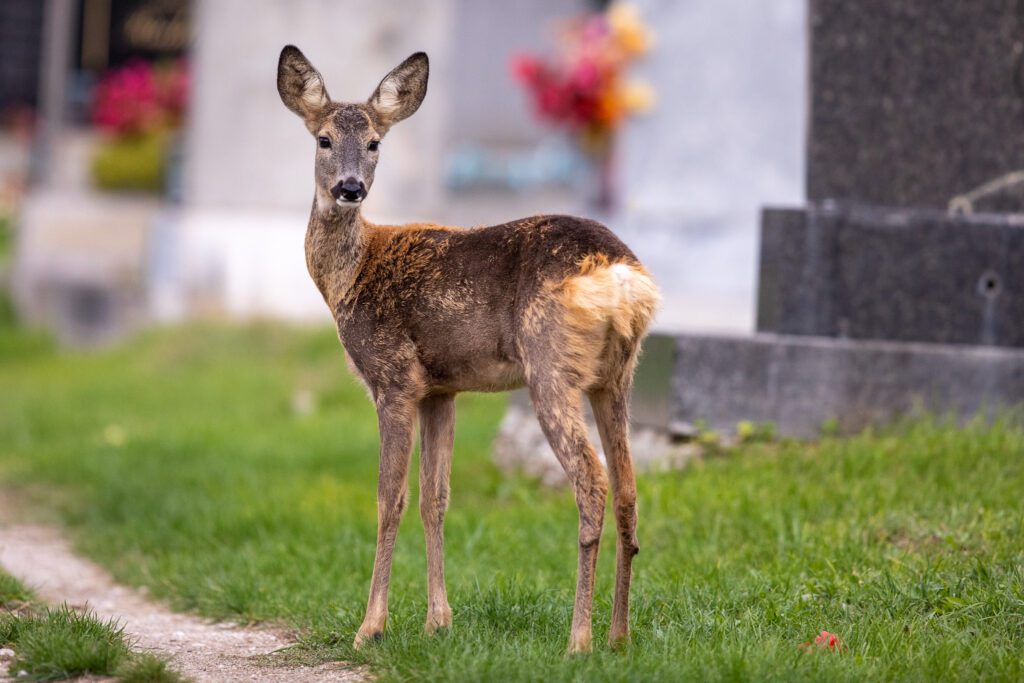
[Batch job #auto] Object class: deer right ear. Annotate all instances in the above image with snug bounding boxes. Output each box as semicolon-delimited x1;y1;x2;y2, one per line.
277;45;330;133
367;52;429;133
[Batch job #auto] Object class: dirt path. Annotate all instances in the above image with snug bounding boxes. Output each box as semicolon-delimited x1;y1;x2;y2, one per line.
0;523;365;682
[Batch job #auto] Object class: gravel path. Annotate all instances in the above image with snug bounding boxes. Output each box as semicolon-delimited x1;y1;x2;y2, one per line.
0;523;365;682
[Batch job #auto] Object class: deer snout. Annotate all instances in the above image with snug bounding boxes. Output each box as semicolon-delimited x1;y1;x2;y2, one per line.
331;178;367;204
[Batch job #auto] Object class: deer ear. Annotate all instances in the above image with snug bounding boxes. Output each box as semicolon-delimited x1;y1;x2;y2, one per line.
367;52;429;132
277;45;330;133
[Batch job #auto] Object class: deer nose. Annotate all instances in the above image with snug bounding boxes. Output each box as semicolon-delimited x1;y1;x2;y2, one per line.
331;178;366;202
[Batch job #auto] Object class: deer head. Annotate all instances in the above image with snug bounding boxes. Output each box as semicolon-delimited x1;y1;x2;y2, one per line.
277;45;429;213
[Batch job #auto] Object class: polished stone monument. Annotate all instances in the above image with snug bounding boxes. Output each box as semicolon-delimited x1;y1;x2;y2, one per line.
806;0;1024;212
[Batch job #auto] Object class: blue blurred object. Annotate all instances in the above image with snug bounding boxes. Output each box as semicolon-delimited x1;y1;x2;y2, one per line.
444;138;585;192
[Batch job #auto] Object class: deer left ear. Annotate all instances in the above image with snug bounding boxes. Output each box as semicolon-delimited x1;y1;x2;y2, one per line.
278;45;330;134
368;52;429;132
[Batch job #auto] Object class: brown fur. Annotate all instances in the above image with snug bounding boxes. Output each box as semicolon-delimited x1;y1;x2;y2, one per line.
279;45;660;654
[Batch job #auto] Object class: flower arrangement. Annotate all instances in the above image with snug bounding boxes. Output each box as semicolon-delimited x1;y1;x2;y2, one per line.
511;3;654;208
92;59;188;136
90;59;189;193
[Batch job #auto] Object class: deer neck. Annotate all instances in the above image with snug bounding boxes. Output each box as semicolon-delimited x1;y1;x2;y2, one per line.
305;202;368;312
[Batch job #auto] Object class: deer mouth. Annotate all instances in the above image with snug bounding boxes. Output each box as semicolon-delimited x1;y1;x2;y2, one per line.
335;198;362;207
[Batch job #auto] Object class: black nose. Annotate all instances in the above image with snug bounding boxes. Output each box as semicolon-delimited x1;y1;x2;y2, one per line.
331;178;366;202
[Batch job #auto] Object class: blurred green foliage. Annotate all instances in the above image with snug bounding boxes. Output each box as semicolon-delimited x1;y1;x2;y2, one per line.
91;133;167;193
0;569;32;608
0;213;14;328
0;212;10;261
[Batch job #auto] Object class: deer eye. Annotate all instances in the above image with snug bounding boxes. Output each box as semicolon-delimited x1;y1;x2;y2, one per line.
367;140;380;152
318;136;331;149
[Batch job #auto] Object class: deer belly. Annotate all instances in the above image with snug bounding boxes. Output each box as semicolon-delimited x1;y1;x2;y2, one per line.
428;356;526;393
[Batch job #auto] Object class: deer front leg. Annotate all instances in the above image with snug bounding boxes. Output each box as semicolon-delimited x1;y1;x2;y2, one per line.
354;394;416;649
419;393;455;634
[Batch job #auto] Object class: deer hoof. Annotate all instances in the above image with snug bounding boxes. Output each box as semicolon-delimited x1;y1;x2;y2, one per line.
608;628;631;650
424;607;452;635
566;632;593;656
352;629;383;650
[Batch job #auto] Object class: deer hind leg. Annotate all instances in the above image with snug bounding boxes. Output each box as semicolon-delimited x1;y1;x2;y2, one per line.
589;374;639;648
529;378;609;655
418;393;455;634
354;390;418;649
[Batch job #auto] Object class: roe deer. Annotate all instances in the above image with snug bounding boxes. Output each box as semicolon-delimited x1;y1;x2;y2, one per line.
277;45;660;654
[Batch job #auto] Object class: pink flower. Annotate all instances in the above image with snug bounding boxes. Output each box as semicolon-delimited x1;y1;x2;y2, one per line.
91;59;189;136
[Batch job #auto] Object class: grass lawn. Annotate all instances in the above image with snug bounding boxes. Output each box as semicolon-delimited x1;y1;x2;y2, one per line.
0;324;1022;681
0;567;180;682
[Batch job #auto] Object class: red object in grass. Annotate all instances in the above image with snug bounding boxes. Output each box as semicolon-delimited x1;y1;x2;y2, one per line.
799;630;845;653
815;631;841;649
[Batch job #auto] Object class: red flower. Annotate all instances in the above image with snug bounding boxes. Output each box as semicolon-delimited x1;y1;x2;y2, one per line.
510;54;543;84
815;631;841;649
799;630;845;653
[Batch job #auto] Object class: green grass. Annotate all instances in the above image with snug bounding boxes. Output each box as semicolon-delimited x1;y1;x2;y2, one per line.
0;213;14;328
0;571;32;608
0;324;1022;681
1;605;131;681
0;569;181;682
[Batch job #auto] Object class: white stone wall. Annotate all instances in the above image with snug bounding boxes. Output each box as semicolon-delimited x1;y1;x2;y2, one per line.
173;0;455;320
184;0;453;218
617;0;806;333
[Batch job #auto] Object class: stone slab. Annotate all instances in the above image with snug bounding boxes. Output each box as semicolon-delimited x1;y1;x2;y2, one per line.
12;190;159;345
808;0;1024;211
672;332;1024;438
756;203;1024;348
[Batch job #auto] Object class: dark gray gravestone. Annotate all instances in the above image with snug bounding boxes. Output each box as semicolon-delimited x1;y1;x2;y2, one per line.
757;203;1024;348
808;0;1024;211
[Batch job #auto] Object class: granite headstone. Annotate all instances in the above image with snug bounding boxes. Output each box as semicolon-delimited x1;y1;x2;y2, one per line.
808;0;1024;211
757;203;1024;348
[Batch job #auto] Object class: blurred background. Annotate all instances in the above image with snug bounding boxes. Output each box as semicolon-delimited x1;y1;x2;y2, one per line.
0;0;805;345
3;5;1024;679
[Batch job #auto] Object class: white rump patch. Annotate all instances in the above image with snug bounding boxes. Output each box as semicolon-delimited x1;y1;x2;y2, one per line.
562;262;661;340
610;262;634;303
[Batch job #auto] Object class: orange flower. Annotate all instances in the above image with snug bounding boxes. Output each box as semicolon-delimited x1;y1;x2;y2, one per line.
608;3;653;57
595;83;625;127
621;81;656;113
